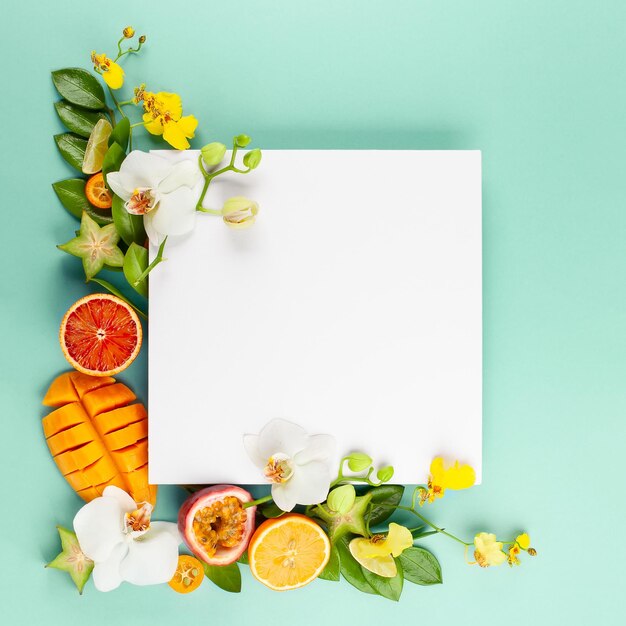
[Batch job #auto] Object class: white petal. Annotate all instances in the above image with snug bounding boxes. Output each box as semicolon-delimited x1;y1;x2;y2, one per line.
102;486;136;512
243;434;265;468
143;213;161;246
158;159;200;194
257;418;308;459
73;496;125;562
92;542;129;592
117;151;172;193
294;434;336;465
149;521;183;545
105;171;132;201
273;461;332;510
120;526;180;586
148;187;197;238
271;483;297;512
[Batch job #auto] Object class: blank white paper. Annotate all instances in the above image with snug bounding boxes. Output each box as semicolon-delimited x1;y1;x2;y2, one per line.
148;150;482;485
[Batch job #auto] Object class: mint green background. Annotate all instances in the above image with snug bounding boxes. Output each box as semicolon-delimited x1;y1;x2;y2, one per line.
1;1;624;623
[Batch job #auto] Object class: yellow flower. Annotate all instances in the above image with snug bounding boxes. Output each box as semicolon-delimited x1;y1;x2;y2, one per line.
349;523;413;578
507;543;521;566
419;456;475;505
123;26;135;39
515;532;530;550
222;196;259;229
135;88;198;150
508;533;534;566
472;532;507;567
91;52;124;90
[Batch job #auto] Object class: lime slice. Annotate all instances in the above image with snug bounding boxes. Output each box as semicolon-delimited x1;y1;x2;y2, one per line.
82;119;112;174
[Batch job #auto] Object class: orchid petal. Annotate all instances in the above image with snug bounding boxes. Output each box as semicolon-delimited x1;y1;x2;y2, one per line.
257;418;308;459
149;521;183;545
105;171;132;201
119;525;180;586
102;486;136;512
271;483;297;512
143;212;162;246
243;434;265;468
73;496;125;562
146;187;197;238
158;160;200;194
272;460;331;511
294;434;336;465
116;151;172;192
92;542;129;592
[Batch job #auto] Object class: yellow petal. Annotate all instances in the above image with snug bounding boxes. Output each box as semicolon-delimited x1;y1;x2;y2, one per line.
142;112;163;136
385;523;414;557
155;92;183;120
516;533;530;550
176;115;198;138
162;121;191;150
429;457;446;484
349;538;398;578
103;62;124;90
429;457;475;491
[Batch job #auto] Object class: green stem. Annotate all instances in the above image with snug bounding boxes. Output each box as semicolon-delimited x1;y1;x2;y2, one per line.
131;121;147;129
87;277;147;320
133;237;167;285
107;86;125;119
243;494;273;509
391;504;471;546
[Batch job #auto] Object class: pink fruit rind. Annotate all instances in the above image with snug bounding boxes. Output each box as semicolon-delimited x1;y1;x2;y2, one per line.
178;484;257;566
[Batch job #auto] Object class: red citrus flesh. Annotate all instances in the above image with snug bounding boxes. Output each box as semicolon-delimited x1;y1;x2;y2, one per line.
60;294;142;377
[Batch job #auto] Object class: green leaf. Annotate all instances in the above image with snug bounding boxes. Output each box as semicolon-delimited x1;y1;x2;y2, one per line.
109;118;131;151
362;559;404;602
327;484;356;514
123;243;148;297
367;485;405;527
259;502;285;519
46;526;93;594
55;133;88;172
398;547;442;586
87;277;147;320
346;453;373;472
54;101;107;138
335;537;376;596
52;178;113;226
52;68;106;110
237;551;249;565
202;562;242;593
102;142;126;184
318;544;340;582
376;466;394;483
112;194;146;246
243;148;262;170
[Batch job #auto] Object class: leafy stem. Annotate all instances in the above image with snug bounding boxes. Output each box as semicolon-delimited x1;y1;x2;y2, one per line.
87;277;147;320
132;237;167;285
107;86;125;119
243;494;273;509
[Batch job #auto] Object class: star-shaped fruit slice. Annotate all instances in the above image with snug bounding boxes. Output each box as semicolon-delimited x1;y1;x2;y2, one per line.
46;526;94;594
58;211;124;279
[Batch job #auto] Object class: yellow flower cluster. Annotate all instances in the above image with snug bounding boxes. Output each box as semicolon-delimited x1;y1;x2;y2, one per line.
90;52;124;90
419;457;476;505
471;532;536;568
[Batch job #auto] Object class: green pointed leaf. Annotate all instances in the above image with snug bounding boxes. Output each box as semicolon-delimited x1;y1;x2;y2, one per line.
236;551;249;565
54;101;107;138
202;562;241;593
335;537;376;596
123;243;148;297
112;194;146;246
398;547;442;585
367;485;405;527
259;502;285;519
109;118;131;151
46;526;93;594
327;484;356;514
346;453;373;472
318;544;340;582
55;133;88;171
362;559;404;601
52;178;113;225
87;277;147;320
102;142;126;185
52;68;106;110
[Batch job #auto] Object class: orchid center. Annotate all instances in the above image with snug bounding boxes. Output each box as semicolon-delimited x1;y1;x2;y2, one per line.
264;453;294;484
126;188;157;215
124;502;153;537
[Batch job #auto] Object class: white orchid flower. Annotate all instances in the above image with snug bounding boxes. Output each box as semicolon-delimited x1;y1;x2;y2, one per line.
243;419;336;512
73;486;181;592
106;150;200;245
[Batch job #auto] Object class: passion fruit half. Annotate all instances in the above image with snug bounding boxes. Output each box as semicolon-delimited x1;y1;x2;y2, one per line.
178;485;256;565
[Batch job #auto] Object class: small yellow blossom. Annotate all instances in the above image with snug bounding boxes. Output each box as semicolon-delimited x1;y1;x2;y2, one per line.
419;456;475;505
91;51;124;90
507;543;521;566
222;197;259;229
134;88;198;150
123;26;135;39
349;523;413;578
508;533;534;565
472;532;507;568
515;532;530;550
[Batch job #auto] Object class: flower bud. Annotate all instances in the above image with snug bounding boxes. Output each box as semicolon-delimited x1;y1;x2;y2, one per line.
139;35;147;44
243;148;262;170
201;142;227;167
234;134;251;148
123;26;135;38
527;547;537;556
222;196;259;229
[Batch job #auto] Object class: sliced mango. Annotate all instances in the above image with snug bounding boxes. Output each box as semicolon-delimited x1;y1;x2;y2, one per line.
42;372;156;505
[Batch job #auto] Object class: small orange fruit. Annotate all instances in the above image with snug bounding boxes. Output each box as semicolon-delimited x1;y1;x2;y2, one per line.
169;555;205;594
60;293;142;377
248;513;331;591
85;172;113;209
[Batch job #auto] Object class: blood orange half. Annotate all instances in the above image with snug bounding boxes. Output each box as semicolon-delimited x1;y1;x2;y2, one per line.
60;294;142;376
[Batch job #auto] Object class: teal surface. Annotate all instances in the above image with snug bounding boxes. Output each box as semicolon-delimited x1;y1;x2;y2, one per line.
1;1;624;624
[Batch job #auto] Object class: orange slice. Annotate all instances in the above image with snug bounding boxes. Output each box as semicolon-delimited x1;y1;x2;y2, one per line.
168;555;205;594
248;514;330;591
85;172;113;209
60;294;142;377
